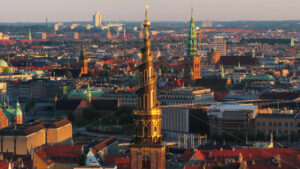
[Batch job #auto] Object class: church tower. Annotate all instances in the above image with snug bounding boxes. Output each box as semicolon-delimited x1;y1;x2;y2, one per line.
130;7;165;169
184;9;201;84
14;101;22;125
290;36;295;56
79;42;88;77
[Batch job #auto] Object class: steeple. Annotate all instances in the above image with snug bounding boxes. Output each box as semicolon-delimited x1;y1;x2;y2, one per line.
187;8;197;57
79;41;88;76
290;36;295;47
80;41;86;60
87;84;92;103
130;6;165;169
251;48;256;58
14;100;22;125
28;29;32;41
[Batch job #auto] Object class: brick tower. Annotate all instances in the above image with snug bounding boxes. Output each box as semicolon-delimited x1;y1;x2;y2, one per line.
184;9;201;85
79;42;88;77
130;8;165;169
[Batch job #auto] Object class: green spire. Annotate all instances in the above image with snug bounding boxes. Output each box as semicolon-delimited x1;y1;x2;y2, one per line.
87;84;91;102
187;8;197;57
63;86;68;95
190;68;193;75
290;37;295;47
14;101;22;116
28;29;32;41
158;68;162;76
251;49;255;58
238;62;241;70
221;65;224;79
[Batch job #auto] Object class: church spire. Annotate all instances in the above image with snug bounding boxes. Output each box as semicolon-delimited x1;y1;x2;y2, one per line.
28;29;32;41
187;8;197;57
290;36;295;47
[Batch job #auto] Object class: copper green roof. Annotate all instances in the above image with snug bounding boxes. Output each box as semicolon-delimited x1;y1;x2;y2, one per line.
245;74;276;81
0;59;9;67
14;101;22;116
187;9;197;57
290;37;295;47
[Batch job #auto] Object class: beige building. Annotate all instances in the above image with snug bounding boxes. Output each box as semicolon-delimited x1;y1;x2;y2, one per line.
211;36;226;56
255;113;300;136
0;119;72;155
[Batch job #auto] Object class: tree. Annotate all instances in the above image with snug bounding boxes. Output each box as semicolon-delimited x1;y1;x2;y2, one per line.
79;154;87;166
64;71;73;79
213;162;226;169
82;107;102;121
2;67;9;74
25;98;35;112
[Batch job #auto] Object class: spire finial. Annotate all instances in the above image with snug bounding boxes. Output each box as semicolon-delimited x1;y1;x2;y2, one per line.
191;8;194;21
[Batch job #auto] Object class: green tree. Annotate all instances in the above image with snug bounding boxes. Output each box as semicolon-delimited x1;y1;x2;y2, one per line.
64;71;73;79
213;162;226;169
82;107;102;121
79;154;87;166
2;67;9;74
25;98;35;112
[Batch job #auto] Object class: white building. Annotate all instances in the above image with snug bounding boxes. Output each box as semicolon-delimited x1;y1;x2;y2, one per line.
158;87;214;105
93;11;102;27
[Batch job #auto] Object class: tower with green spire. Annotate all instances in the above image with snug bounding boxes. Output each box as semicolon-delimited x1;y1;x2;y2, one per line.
187;9;197;57
184;9;201;84
28;29;32;41
251;48;256;58
290;36;295;56
14;101;23;124
87;84;91;103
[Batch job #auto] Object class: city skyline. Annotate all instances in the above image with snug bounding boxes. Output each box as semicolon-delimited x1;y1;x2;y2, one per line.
1;0;300;23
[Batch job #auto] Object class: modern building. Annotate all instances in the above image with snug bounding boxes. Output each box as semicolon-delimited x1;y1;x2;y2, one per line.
201;20;213;28
207;104;258;136
158;87;214;105
93;11;102;27
211;36;226;56
130;9;165;169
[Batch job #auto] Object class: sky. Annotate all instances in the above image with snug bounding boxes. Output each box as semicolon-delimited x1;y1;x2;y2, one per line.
0;0;300;22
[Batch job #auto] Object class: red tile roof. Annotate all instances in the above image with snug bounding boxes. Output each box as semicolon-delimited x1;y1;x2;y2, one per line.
0;162;10;169
48;118;71;128
185;148;300;169
35;145;82;165
94;136;117;152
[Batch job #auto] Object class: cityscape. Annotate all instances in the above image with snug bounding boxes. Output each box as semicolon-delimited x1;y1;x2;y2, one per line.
0;0;300;169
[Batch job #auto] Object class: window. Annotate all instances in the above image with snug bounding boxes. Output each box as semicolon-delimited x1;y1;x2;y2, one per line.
285;130;288;134
144;70;148;82
137;97;141;109
262;122;265;126
150;90;154;108
290;123;294;127
278;122;281;127
269;122;272;127
257;122;260;126
285;122;288;127
273;122;276;126
144;94;148;110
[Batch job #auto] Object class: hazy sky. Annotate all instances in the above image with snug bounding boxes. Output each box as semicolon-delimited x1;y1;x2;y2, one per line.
1;0;300;22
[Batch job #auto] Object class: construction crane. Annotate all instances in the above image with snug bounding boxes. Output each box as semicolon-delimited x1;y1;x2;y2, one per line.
197;29;217;51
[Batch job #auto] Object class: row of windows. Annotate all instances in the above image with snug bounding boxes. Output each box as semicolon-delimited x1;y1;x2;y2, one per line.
259;129;294;135
257;122;294;127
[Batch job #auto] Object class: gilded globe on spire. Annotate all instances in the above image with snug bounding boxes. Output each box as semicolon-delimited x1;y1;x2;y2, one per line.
143;6;151;27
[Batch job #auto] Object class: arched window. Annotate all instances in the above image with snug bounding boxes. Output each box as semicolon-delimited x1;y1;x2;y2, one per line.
137;97;141;109
144;70;148;82
144;94;148;110
144;127;148;137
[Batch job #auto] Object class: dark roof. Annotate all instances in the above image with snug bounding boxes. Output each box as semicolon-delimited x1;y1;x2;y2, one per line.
48;118;71;128
220;55;259;66
91;99;119;111
94;136;117;152
24;123;45;135
256;113;300;119
56;99;82;111
52;69;81;78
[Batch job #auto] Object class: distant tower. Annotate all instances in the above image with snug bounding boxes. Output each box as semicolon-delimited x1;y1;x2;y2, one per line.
208;47;220;65
290;36;295;56
14;101;22;125
87;84;92;103
251;48;256;58
93;11;102;27
130;7;165;169
28;29;32;41
184;9;201;84
79;42;88;77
